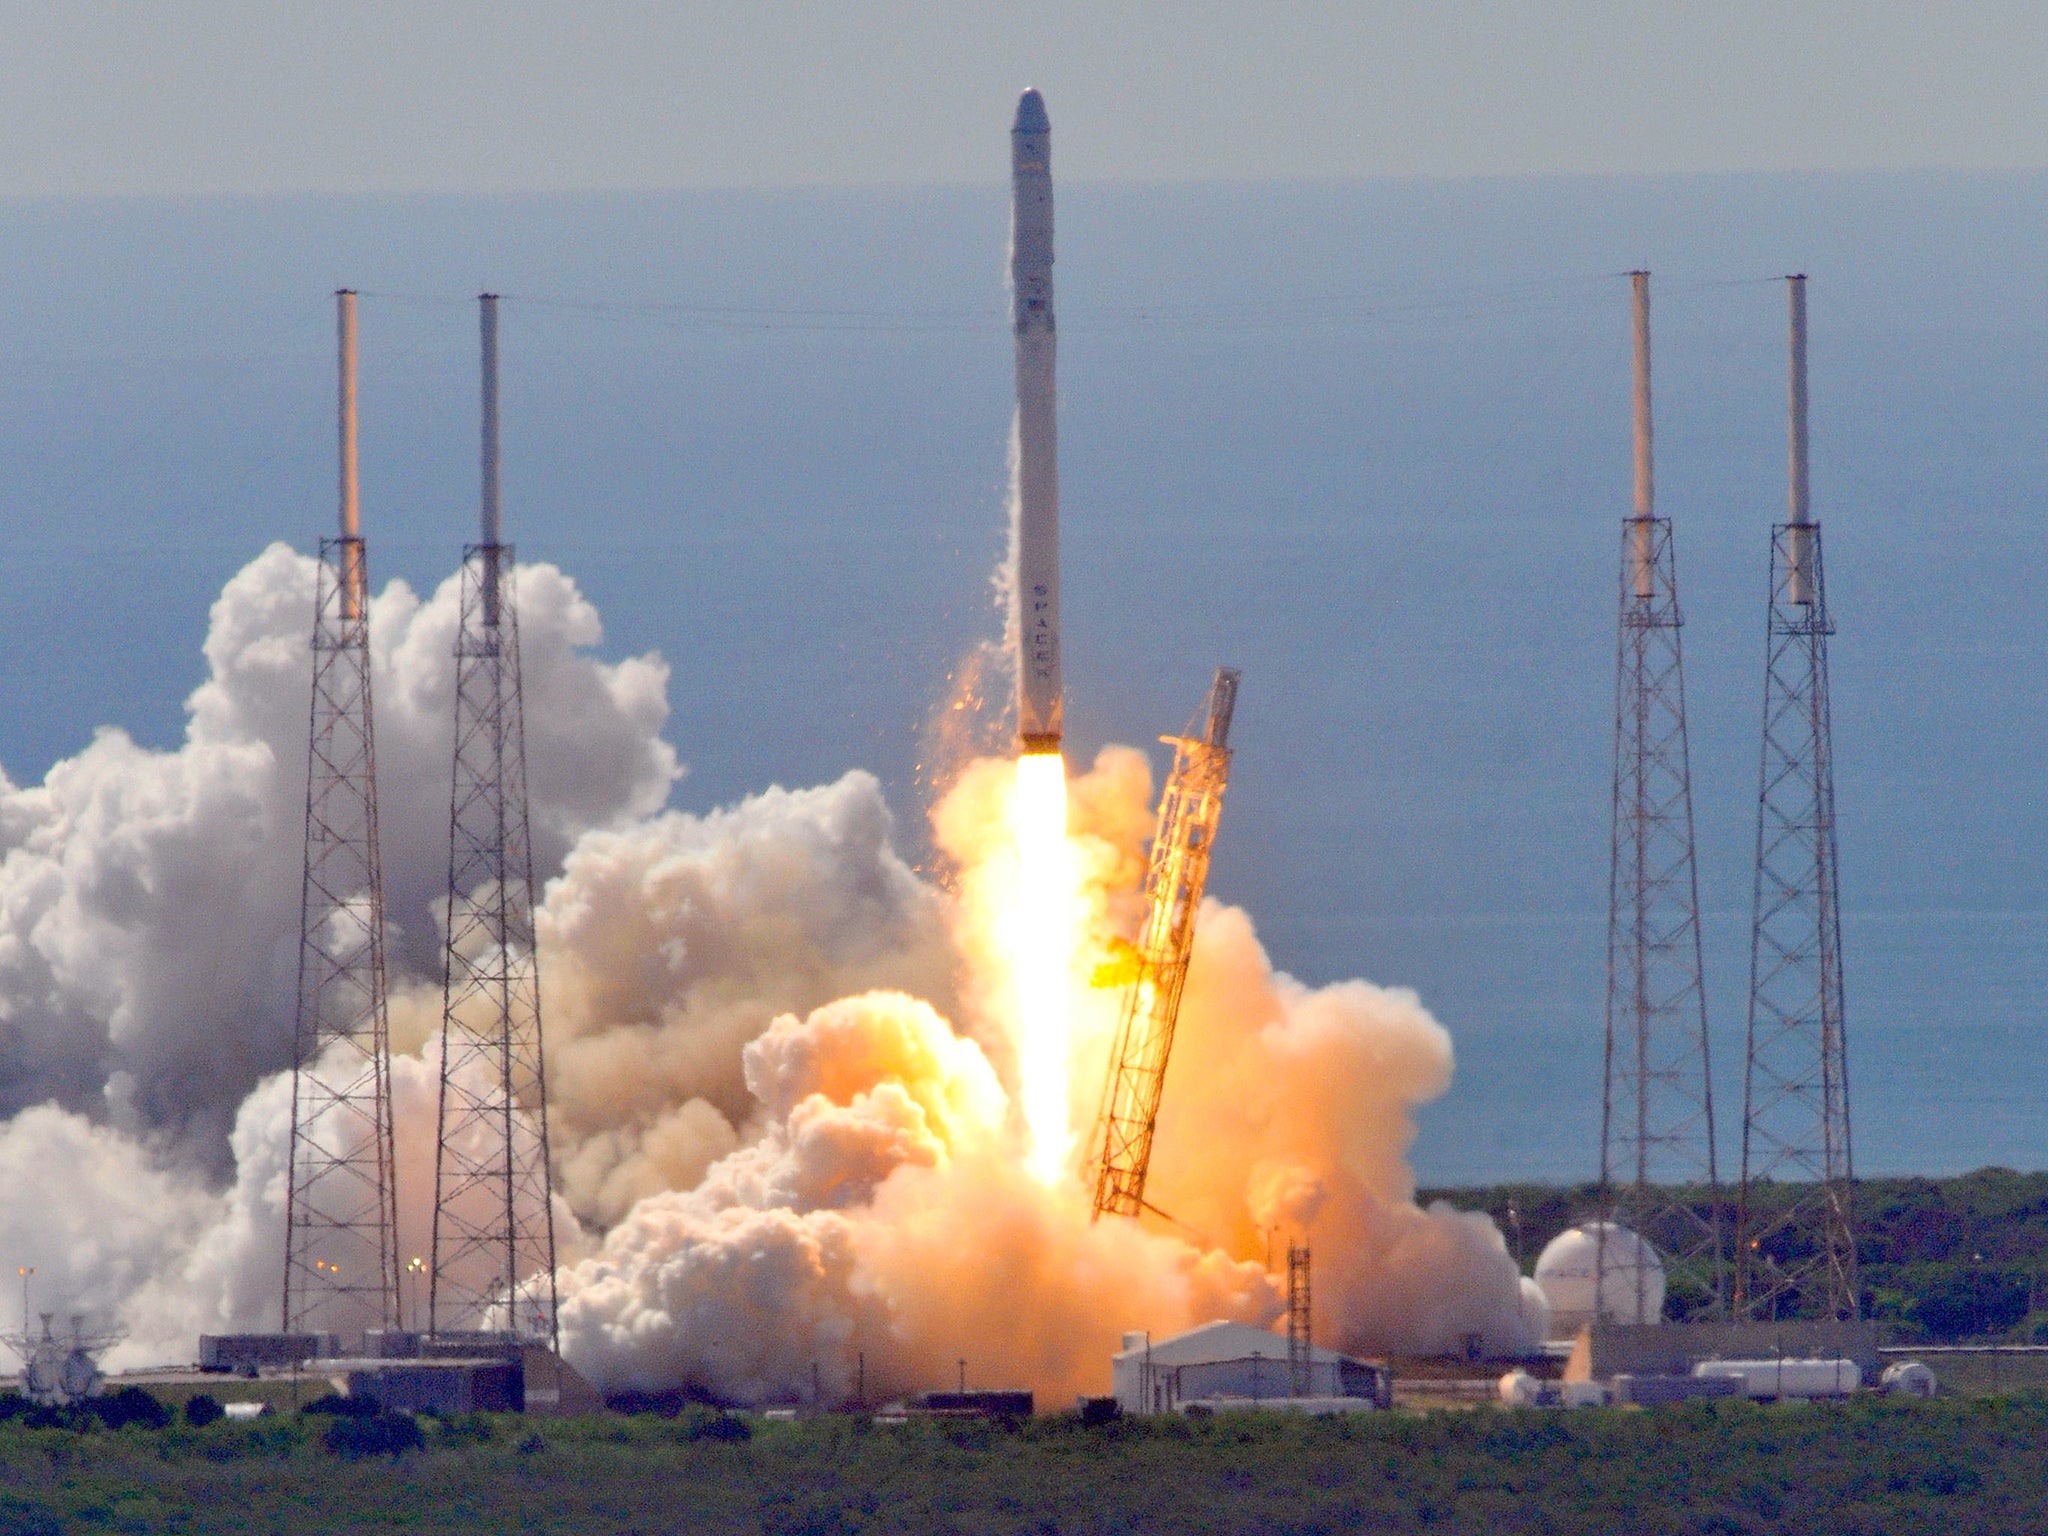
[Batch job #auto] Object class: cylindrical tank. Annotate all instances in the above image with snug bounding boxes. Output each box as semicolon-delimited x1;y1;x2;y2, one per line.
1559;1380;1610;1409
1532;1223;1665;1336
1497;1369;1541;1407
1693;1358;1861;1399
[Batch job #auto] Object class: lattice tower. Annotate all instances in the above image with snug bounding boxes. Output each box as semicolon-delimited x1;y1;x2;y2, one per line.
430;295;559;1347
1599;270;1724;1323
1286;1243;1312;1396
1735;275;1857;1322
1089;667;1240;1220
282;291;399;1339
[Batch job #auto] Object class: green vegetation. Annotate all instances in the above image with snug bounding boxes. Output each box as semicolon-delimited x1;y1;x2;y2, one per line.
10;1168;2048;1532
1424;1166;2048;1337
0;1396;2039;1533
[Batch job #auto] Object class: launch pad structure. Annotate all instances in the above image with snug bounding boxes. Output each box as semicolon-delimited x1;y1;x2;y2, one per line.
1090;667;1241;1221
1734;276;1857;1323
430;295;560;1349
1598;271;1724;1322
282;290;401;1339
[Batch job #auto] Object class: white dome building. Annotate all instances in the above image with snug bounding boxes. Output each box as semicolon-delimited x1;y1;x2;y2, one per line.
1532;1222;1665;1338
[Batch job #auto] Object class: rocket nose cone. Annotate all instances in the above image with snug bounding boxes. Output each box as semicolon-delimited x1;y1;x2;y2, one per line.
1013;88;1049;135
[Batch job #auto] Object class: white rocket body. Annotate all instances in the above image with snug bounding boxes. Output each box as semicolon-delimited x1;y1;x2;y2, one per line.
1011;88;1061;753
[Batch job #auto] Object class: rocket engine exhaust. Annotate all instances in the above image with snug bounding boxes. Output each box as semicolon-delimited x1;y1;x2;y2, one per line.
1011;87;1061;756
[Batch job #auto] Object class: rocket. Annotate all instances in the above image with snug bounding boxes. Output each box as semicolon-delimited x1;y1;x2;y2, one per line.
1011;88;1062;755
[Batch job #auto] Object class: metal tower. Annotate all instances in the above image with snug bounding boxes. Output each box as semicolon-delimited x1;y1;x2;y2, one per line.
1089;667;1240;1220
1598;271;1724;1322
429;294;559;1347
1735;275;1857;1322
283;290;400;1340
1286;1243;1312;1395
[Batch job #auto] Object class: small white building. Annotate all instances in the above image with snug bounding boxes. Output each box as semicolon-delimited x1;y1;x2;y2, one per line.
1111;1321;1390;1415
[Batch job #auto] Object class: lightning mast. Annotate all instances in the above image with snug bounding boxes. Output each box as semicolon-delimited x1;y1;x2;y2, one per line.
1598;271;1724;1321
1286;1243;1312;1396
1734;275;1857;1321
282;289;400;1340
429;294;559;1347
1089;667;1240;1220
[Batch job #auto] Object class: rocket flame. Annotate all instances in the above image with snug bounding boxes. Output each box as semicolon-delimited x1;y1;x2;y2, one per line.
1002;750;1082;1182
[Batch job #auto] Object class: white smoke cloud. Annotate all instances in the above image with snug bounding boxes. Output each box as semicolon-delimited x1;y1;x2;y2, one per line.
537;775;959;1230
0;542;672;1165
0;542;1531;1398
0;1105;217;1340
0;543;667;1359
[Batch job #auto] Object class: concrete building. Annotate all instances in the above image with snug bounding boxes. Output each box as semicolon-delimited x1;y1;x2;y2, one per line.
1563;1319;1881;1385
1111;1321;1390;1414
348;1358;523;1414
199;1334;336;1374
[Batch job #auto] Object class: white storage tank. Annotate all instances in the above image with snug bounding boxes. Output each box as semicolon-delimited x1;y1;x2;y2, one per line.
1880;1361;1937;1398
1497;1369;1542;1408
1692;1358;1860;1400
1532;1223;1665;1336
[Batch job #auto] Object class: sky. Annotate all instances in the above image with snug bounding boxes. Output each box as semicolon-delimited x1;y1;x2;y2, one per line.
0;3;2044;195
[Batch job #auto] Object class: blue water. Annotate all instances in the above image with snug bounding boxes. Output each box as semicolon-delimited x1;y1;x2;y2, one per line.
0;174;2043;1185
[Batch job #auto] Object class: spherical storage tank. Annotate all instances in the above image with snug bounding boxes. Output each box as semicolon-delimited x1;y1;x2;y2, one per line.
1532;1222;1664;1336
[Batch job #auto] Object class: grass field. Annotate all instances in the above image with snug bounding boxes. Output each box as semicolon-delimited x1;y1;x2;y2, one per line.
2;1394;2047;1535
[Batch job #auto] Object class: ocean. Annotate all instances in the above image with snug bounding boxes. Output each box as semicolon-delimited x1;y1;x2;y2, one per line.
0;171;2043;1185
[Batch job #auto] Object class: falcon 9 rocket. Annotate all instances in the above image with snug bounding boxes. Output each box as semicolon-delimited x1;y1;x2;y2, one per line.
1011;88;1061;755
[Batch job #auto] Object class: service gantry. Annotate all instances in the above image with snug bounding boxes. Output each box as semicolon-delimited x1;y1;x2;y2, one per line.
1088;666;1240;1221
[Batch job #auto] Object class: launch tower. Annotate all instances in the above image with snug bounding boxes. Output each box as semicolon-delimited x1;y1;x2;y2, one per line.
429;294;559;1347
1734;276;1857;1322
1598;271;1724;1322
282;290;401;1339
1089;668;1240;1220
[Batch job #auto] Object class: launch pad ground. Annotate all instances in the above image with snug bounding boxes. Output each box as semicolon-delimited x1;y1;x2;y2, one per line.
0;1392;2037;1533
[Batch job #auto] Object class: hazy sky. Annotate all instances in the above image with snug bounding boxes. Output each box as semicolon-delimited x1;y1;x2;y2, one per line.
0;2;2043;195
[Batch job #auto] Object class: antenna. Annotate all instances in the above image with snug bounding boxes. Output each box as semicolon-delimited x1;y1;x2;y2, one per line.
336;290;364;619
1628;270;1654;599
479;291;503;627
